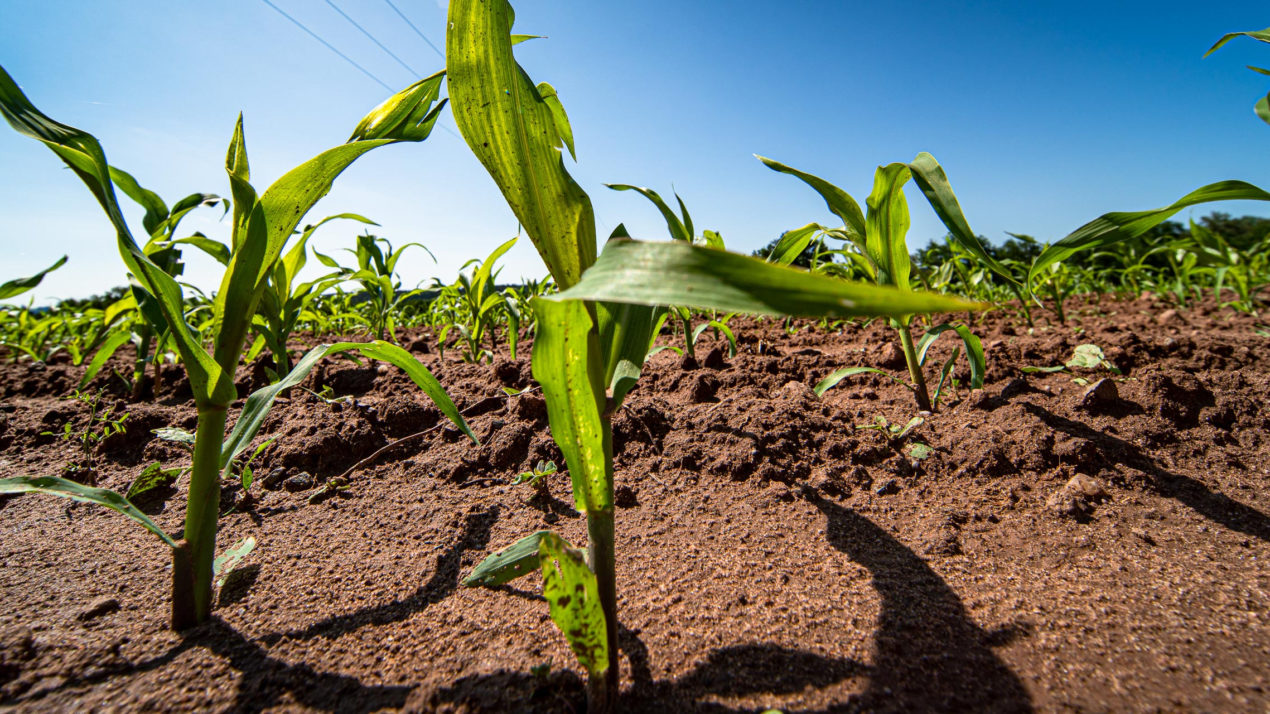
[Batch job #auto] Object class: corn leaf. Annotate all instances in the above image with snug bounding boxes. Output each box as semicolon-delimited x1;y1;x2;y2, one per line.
865;163;913;290
605;184;692;242
213;536;256;589
907;152;1022;289
220;340;476;473
531;298;612;513
1204;27;1270;56
0;255;67;300
539;531;609;677
768;223;821;266
553;239;985;319
447;0;596;289
463;530;552;587
1029;180;1270;286
80;330;133;388
126;462;183;501
814;366;905;397
0;65;229;407
756;156;866;239
916;323;985;389
0;476;177;548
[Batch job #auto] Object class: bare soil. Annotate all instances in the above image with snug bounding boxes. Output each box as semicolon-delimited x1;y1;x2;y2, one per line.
1;294;1268;712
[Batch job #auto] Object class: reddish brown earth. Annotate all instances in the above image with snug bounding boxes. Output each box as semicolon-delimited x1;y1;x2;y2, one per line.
1;294;1268;712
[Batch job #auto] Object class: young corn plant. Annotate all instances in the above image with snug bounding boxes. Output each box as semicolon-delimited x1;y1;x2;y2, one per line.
604;185;734;360
434;236;519;363
255;213;376;377
0;65;475;628
316;231;431;341
446;4;981;710
758;155;990;411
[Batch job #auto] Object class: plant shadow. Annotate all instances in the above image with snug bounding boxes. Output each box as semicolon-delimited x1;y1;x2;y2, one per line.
1023;403;1270;543
435;497;1032;713
259;505;500;643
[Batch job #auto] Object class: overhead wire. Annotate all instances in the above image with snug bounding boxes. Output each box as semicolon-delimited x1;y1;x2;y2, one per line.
324;0;420;77
258;0;394;93
382;0;446;60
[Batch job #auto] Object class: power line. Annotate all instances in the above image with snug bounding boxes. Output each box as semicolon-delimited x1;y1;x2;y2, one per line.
259;0;394;93
382;0;445;60
324;0;419;77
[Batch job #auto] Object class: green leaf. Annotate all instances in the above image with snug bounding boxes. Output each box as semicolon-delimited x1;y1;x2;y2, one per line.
79;330;132;388
552;240;986;320
447;0;596;289
221;340;477;473
813;366;901;397
907;442;934;460
0;476;176;548
768;224;820;266
1065;344;1120;374
916;323;985;390
463;530;552;587
538;531;609;677
605;184;691;242
1029;181;1270;287
0;255;67;300
126;462;182;500
213;536;256;589
154;426;197;446
0;65;228;407
1204;27;1270;57
531;298;612;513
756;156;866;239
864;163;913;291
595;300;659;410
907;152;1022;289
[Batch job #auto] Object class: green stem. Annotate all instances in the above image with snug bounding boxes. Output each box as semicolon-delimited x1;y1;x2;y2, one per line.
172;404;227;629
586;507;619;714
898;324;932;412
132;328;153;400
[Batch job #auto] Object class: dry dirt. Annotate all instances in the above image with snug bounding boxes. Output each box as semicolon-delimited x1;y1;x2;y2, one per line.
1;294;1268;712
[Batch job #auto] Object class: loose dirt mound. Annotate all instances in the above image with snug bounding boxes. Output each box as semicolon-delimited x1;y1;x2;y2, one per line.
1;294;1268;712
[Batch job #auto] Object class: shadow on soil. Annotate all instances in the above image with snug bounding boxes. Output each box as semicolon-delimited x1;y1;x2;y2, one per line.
431;497;1033;713
1024;404;1270;543
259;505;500;643
18;507;500;711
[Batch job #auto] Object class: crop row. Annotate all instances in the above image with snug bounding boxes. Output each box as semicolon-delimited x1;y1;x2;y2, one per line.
0;6;1267;712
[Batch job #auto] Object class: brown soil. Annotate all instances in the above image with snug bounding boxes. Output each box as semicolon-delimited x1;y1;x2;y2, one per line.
1;294;1268;713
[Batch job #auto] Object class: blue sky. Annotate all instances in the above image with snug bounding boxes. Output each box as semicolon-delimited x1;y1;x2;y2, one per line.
2;1;1268;304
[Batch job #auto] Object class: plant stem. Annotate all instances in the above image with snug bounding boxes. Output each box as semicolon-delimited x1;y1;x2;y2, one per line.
132;328;152;400
897;323;932;412
586;507;619;714
172;404;227;629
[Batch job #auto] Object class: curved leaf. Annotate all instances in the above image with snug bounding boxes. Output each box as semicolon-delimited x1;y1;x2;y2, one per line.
0;476;176;548
447;0;596;289
756;155;866;239
1029;181;1270;287
553;239;986;319
0;255;67;300
531;298;611;513
814;366;904;397
463;530;552;587
539;531;609;677
220;340;476;473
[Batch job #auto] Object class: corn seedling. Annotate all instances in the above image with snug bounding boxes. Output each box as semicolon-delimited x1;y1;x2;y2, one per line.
0;64;475;628
446;5;982;710
316;231;431;341
255;213;376;377
759;155;990;410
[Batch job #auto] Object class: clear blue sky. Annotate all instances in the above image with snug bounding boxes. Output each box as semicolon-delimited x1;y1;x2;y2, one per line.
2;1;1268;304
